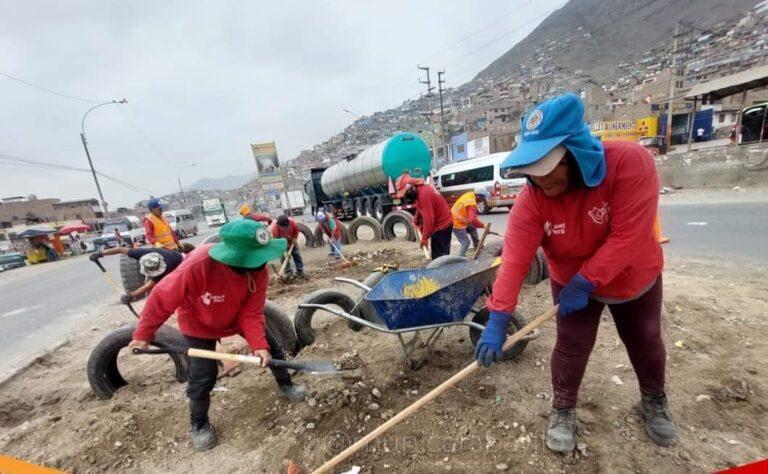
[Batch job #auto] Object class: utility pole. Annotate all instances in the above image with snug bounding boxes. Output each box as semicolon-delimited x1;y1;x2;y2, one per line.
418;65;437;172
665;22;681;148
437;70;449;162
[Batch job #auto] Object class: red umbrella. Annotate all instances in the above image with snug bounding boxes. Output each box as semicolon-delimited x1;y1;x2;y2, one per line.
57;224;92;235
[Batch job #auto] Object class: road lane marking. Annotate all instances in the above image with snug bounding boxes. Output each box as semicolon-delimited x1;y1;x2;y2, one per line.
1;304;45;318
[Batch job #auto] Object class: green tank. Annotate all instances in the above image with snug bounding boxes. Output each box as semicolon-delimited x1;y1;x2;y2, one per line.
320;133;431;196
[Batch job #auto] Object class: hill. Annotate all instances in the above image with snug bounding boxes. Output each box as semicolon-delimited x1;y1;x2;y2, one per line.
185;173;256;192
476;0;759;83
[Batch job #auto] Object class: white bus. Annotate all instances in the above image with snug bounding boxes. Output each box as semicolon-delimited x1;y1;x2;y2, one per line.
202;198;228;227
434;152;527;214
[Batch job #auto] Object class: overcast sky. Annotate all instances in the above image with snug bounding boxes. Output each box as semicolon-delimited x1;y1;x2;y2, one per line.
0;0;565;208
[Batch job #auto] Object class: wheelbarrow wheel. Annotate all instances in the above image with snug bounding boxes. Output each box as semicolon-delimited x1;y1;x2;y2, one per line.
87;324;189;400
468;308;529;360
294;289;357;349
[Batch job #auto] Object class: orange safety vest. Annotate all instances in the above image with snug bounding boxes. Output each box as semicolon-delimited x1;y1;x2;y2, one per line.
451;191;477;230
146;213;177;250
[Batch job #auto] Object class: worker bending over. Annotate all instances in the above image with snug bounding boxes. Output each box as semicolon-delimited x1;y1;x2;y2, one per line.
451;191;486;257
239;204;273;225
143;199;179;250
129;220;305;451
475;93;675;452
395;174;453;259
315;210;343;259
271;214;306;279
91;244;195;302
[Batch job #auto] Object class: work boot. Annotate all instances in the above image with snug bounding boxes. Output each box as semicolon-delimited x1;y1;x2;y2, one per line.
546;408;576;453
279;383;307;401
296;272;308;280
190;422;217;451
641;393;677;446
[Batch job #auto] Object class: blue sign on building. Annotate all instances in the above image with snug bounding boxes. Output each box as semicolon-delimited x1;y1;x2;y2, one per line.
451;133;468;161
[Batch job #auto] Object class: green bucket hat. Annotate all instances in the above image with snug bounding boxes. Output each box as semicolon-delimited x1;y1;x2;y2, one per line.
209;219;286;268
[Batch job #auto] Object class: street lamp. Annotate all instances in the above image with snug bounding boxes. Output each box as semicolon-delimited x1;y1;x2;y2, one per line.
342;108;370;145
80;98;127;219
178;163;197;203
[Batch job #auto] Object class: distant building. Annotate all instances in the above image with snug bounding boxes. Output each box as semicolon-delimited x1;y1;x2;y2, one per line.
0;196;103;228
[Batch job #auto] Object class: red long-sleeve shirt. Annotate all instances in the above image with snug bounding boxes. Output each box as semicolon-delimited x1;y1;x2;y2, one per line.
133;244;270;351
271;220;300;245
488;140;663;314
466;205;485;229
414;185;453;238
320;216;342;240
245;213;273;225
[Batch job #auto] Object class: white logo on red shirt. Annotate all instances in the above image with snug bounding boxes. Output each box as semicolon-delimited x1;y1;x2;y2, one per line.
588;202;610;225
201;291;225;306
543;221;566;236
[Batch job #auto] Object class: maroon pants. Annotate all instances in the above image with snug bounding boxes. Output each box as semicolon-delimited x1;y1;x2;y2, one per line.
550;276;666;409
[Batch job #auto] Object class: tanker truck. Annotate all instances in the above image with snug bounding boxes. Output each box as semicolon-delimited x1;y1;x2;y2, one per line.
304;132;432;222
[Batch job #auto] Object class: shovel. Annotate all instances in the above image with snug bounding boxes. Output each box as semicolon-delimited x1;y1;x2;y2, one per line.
91;258;140;318
132;347;339;375
328;240;356;269
413;227;431;260
275;242;296;281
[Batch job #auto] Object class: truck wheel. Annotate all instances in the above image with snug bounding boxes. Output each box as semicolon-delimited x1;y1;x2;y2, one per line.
469;308;528;360
265;300;298;356
348;216;384;241
296;222;315;248
119;254;144;294
477;197;490;215
354;198;364;219
364;198;374;217
294;289;357;349
371;197;385;222
382;210;416;241
87;324;189;400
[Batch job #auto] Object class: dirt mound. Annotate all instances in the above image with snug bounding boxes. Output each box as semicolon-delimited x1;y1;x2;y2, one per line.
0;243;766;472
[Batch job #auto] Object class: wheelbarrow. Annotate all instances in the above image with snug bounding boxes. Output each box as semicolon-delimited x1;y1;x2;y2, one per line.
298;256;537;369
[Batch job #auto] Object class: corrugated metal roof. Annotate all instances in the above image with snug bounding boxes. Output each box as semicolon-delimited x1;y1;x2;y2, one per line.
685;65;768;100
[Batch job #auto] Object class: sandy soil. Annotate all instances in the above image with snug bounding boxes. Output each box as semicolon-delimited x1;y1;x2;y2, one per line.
0;237;766;473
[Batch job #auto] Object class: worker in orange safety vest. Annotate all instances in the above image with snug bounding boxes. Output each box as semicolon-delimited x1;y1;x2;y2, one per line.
143;199;179;250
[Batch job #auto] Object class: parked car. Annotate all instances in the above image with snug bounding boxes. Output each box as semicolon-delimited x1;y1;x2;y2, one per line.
434;152;527;214
92;216;146;249
0;252;27;272
163;209;198;239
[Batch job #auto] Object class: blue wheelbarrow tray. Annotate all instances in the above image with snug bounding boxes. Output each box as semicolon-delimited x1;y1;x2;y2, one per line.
364;255;499;330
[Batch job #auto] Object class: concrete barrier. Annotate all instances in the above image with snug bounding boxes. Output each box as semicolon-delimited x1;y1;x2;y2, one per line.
656;143;768;188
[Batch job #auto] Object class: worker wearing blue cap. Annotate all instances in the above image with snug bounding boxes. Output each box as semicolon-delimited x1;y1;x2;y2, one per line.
476;93;675;452
143;198;179;250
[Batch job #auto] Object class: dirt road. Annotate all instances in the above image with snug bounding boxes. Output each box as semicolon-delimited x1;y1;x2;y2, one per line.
0;235;766;473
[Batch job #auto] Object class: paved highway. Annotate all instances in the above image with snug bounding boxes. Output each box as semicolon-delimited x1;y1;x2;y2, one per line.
0;227;216;380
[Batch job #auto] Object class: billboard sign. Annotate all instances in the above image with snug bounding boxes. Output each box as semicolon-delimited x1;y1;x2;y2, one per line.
251;142;280;177
590;116;659;141
467;135;490;159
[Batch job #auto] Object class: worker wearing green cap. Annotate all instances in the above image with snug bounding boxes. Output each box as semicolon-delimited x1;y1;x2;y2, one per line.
130;219;306;451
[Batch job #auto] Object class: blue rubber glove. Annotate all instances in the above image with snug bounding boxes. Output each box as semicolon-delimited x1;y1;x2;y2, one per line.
557;273;596;316
475;311;511;367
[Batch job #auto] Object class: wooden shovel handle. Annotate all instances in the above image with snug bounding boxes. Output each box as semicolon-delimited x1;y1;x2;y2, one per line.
278;242;295;277
311;305;559;474
187;348;265;366
414;227;431;260
472;223;491;261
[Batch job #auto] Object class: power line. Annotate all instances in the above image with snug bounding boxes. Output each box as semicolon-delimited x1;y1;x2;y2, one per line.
0;151;156;195
0;70;104;104
116;107;175;165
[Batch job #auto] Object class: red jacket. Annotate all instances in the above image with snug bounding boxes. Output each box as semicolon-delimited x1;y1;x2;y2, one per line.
320;216;342;240
245;213;273;225
133;244;269;351
271;220;300;244
414;185;453;238
488;141;663;313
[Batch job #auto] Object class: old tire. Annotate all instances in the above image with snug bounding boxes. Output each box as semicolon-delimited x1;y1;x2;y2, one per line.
87;324;190;400
294;289;357;349
353;271;387;328
265;300;298;356
202;233;221;244
119;254;144;294
296;222;315;248
469;308;528;360
427;254;468;268
524;253;543;285
348;216;384;242
382;210;416;241
537;248;549;280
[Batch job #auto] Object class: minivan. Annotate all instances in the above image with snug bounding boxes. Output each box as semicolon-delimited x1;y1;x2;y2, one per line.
434;152;527;214
95;216;146;248
163;209;198;239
